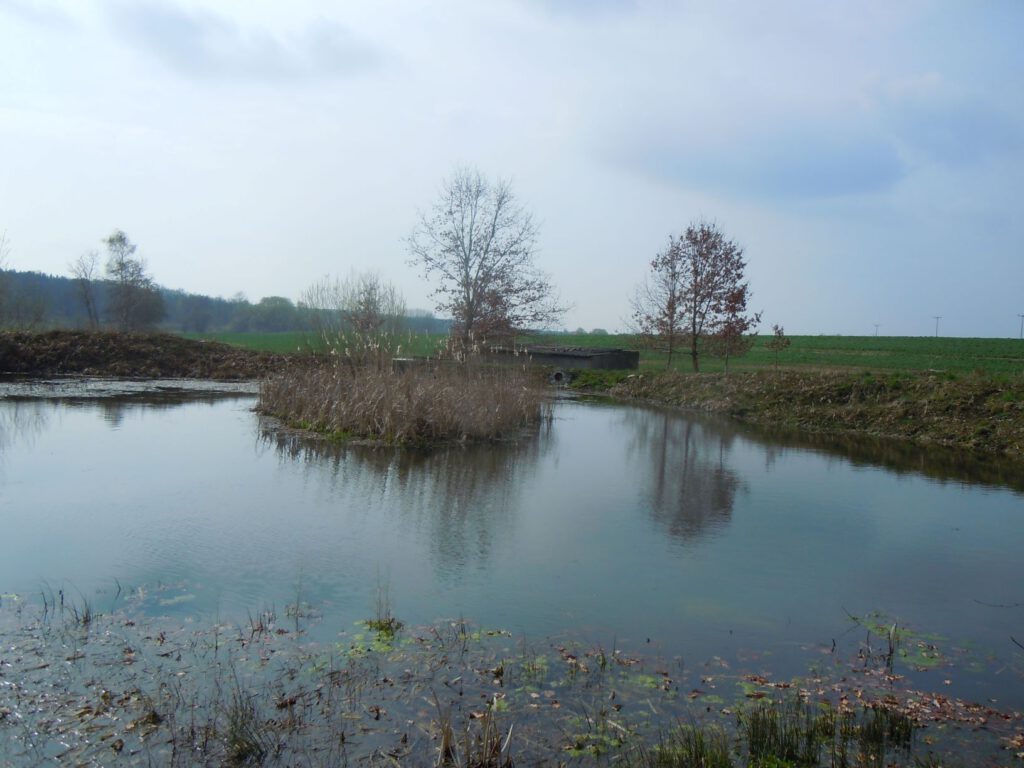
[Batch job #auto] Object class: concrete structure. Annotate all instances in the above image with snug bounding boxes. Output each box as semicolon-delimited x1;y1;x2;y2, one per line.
392;346;640;382
486;346;639;371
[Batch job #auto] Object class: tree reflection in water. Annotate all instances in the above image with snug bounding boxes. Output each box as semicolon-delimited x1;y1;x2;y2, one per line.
0;399;50;455
262;419;555;578
749;423;1024;494
619;407;744;542
84;393;246;428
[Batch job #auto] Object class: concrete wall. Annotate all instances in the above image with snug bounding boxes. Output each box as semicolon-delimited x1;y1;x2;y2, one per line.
487;347;639;370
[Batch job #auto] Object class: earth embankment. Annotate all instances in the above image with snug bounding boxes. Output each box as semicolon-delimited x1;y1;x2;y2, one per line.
609;369;1024;459
0;330;291;379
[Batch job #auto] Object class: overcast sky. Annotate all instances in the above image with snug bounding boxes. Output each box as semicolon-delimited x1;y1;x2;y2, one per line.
1;0;1021;336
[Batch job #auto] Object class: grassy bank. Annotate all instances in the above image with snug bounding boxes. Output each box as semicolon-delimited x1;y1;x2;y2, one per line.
606;369;1024;459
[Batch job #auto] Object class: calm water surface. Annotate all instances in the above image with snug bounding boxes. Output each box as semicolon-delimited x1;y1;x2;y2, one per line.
2;384;1022;707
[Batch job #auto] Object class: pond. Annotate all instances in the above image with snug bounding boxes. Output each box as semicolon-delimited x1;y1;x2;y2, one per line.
1;380;1023;761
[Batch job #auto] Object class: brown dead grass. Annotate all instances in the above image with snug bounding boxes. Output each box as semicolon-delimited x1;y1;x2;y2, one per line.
611;369;1024;459
258;361;550;446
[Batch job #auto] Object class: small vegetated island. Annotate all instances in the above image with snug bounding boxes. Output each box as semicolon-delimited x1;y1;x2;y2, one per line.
257;334;550;446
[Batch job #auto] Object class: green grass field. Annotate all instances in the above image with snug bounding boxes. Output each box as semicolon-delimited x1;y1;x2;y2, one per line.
525;332;1024;376
181;331;1024;377
180;331;445;357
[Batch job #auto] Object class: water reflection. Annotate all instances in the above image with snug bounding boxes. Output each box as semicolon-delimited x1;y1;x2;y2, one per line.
619;406;743;541
745;422;1024;494
36;392;251;429
84;394;242;428
0;400;49;455
261;420;555;577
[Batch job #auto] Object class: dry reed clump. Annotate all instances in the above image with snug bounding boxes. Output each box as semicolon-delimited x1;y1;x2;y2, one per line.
258;362;549;446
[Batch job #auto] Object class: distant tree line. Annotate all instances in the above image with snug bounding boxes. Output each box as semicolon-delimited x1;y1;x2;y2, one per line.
4;177;779;361
0;269;451;335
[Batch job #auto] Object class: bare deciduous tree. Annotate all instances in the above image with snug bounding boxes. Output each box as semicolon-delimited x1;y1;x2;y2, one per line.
765;324;791;370
408;168;563;343
633;220;756;372
70;250;101;329
301;271;406;339
631;237;688;370
300;271;407;369
104;230;164;331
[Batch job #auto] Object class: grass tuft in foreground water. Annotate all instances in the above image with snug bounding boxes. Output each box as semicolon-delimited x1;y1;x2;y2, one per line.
632;724;733;767
224;684;277;766
366;577;403;638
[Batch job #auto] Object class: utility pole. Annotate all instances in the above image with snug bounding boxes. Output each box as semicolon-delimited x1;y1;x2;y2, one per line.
932;316;942;338
1018;313;1024;339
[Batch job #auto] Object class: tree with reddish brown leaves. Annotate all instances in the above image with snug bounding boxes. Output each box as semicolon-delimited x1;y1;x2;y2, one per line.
634;220;757;372
706;286;761;373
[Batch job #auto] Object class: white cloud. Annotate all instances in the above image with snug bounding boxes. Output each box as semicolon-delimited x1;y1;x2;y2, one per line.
0;0;76;30
108;2;383;82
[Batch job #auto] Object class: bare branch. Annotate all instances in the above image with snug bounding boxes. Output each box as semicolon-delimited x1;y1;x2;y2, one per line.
69;251;101;329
